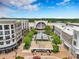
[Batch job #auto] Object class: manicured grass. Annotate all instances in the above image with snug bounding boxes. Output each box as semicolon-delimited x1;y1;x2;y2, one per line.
50;32;61;53
24;28;36;49
44;25;52;35
52;45;59;53
44;25;62;53
50;32;62;45
45;25;62;45
62;57;68;59
16;56;24;59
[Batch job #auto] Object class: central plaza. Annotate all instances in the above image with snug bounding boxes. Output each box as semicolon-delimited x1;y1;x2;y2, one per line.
0;19;78;59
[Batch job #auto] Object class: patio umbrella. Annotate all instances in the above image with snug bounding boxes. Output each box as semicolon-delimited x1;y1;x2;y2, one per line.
33;56;41;59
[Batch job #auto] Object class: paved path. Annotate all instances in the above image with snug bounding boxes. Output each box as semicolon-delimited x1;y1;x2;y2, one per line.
0;43;76;59
25;56;61;59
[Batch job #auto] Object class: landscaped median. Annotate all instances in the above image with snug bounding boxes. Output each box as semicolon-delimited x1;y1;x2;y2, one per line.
16;56;24;59
23;28;36;49
44;25;62;53
52;44;59;53
50;32;62;45
50;32;62;53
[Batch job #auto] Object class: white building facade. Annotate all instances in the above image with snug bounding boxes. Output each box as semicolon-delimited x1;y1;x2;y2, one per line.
0;20;23;53
71;27;79;58
53;23;79;59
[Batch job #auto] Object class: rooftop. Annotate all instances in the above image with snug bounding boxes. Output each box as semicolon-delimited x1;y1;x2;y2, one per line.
62;26;73;36
53;23;74;36
0;20;21;24
73;26;79;31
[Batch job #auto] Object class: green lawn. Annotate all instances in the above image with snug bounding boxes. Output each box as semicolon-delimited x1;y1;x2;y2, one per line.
16;56;24;59
23;28;36;49
44;25;62;53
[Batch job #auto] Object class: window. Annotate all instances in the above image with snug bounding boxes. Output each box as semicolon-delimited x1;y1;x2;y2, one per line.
5;36;10;40
4;25;9;30
0;37;3;40
6;40;10;44
5;31;10;35
0;25;2;30
77;54;79;59
12;34;14;38
74;41;76;46
74;32;77;39
0;31;3;35
12;39;15;42
11;30;14;33
0;42;4;45
11;25;14;29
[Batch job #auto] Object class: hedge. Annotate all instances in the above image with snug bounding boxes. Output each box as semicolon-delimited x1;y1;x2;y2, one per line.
16;56;24;59
52;45;59;53
24;29;35;49
50;32;62;45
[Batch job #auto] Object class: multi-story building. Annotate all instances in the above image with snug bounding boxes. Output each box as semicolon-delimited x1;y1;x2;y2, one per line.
53;23;79;59
0;20;22;53
61;26;73;50
0;19;79;59
21;20;29;36
72;27;79;58
52;23;66;39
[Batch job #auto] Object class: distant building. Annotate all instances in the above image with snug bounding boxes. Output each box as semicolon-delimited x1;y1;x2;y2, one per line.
68;23;79;27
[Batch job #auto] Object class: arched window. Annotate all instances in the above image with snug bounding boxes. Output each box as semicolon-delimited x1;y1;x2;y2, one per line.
36;22;46;29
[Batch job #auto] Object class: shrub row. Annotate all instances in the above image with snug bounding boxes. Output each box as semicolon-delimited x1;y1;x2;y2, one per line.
24;29;36;49
52;45;59;53
50;32;62;45
16;56;24;59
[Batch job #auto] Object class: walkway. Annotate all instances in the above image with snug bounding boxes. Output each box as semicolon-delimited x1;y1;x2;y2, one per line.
0;43;76;59
25;56;61;59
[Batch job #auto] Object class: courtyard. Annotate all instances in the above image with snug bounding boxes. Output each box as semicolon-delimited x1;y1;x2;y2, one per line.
0;22;77;59
31;41;52;50
0;43;76;59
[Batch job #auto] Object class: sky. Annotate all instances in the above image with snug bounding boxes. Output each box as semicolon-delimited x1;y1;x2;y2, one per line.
0;0;79;18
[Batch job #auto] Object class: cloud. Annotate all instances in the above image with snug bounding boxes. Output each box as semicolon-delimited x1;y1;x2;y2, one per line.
0;13;8;18
0;0;39;11
23;4;39;11
10;0;36;6
56;0;70;6
10;0;38;11
0;5;17;18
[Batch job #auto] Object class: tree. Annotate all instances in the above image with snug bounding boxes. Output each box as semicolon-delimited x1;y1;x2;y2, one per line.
52;45;59;53
50;32;62;45
53;35;62;45
44;25;51;35
62;57;68;59
16;56;24;59
24;30;35;49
